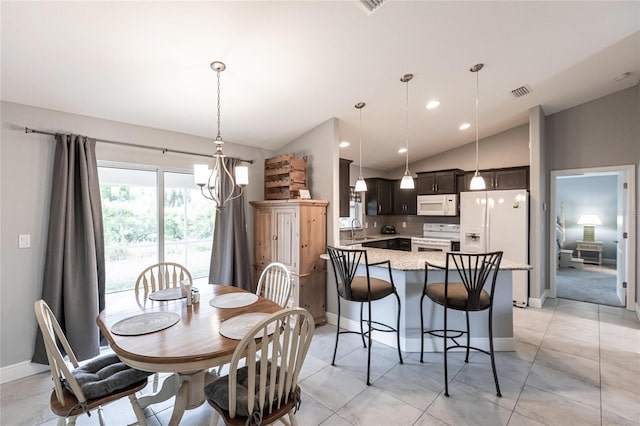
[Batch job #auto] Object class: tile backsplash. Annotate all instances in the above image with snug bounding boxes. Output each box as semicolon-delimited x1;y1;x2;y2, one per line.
339;215;460;239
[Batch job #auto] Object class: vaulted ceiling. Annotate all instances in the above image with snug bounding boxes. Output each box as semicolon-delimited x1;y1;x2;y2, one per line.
2;1;639;170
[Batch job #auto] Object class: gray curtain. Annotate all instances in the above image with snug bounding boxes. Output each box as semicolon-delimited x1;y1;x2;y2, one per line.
209;158;252;290
32;134;105;364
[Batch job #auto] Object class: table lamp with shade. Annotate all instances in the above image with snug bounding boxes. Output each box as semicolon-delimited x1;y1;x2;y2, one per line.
577;214;602;242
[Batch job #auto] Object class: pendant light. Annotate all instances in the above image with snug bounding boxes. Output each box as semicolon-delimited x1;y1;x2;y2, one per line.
194;61;249;210
354;102;368;192
469;63;486;190
400;73;415;190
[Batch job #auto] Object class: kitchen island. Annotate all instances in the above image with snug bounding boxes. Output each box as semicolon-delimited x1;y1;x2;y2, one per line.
325;248;531;352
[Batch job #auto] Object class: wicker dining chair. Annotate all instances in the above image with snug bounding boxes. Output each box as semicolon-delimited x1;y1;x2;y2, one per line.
326;245;403;385
34;300;150;426
420;251;503;397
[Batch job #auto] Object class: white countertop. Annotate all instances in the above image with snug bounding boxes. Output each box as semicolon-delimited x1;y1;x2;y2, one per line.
329;247;531;271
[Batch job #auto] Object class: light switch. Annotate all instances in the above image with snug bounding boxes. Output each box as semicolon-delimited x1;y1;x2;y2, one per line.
19;234;31;249
402;222;406;228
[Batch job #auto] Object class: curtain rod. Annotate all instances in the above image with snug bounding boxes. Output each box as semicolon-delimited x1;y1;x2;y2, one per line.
24;127;254;164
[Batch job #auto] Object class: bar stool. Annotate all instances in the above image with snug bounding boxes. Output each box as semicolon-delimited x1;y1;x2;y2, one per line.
327;246;403;385
420;251;503;397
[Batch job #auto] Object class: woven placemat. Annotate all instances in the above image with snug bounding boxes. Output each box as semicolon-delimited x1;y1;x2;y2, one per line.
111;312;180;336
209;292;258;309
148;287;185;301
219;312;276;340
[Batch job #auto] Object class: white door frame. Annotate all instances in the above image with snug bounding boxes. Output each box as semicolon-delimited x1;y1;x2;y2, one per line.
549;165;636;310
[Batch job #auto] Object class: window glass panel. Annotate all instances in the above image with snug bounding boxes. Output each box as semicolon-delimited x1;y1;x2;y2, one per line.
339;187;364;229
164;171;214;279
99;167;158;293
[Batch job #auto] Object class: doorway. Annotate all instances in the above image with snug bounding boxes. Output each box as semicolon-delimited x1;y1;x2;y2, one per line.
549;165;636;310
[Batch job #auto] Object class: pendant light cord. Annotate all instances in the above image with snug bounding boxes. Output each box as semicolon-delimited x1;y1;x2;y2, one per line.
405;77;410;173
475;69;479;173
359;107;363;176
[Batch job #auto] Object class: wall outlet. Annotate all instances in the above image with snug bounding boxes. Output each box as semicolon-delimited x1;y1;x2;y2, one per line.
19;234;31;249
402;222;406;228
373;221;377;228
365;222;369;228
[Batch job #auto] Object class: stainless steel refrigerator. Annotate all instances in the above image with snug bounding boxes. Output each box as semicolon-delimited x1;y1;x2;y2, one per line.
460;189;529;307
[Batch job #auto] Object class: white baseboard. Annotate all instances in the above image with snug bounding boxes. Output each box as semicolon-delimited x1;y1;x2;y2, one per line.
528;289;548;308
325;312;515;352
0;361;48;384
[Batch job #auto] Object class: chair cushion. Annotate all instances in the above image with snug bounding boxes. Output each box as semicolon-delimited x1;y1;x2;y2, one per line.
65;353;151;400
205;361;294;419
425;282;490;311
350;276;395;301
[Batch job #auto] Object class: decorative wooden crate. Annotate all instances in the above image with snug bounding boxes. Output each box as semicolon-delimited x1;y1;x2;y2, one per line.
264;153;308;200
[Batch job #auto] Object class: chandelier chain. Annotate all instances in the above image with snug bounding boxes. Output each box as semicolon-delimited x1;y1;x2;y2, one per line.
216;69;222;140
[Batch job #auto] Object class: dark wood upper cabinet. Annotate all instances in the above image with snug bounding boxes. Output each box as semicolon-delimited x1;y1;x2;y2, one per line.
339;158;352;217
365;178;394;215
417;169;463;195
393;179;417;215
463;166;530;191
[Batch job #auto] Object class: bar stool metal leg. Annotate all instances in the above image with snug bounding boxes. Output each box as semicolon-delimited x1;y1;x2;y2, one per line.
395;291;403;364
332;298;341;366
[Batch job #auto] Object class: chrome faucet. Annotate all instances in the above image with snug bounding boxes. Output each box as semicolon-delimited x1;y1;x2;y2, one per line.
350;218;362;240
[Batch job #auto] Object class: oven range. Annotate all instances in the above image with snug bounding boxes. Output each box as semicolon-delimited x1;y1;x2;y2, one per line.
411;223;461;253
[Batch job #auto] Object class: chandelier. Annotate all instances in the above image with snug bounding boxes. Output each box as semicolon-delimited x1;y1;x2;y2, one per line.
194;61;248;211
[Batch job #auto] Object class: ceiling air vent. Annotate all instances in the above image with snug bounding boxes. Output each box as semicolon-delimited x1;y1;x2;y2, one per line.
357;0;387;14
511;85;531;98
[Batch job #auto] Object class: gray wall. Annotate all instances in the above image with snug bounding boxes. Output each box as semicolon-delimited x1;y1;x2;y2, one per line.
546;86;639;171
546;85;639;307
556;175;618;260
390;124;530;179
0;101;269;370
529;106;548;302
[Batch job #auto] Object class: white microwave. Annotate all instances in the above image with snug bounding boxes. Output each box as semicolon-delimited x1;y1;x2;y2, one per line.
417;194;458;216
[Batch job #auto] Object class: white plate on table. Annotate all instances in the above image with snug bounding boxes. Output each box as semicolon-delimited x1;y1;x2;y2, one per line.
219;312;276;340
209;292;258;309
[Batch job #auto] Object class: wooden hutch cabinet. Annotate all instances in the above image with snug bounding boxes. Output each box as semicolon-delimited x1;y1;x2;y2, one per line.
249;199;329;325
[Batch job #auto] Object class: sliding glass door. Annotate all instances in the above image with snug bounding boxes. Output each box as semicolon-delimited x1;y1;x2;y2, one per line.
98;165;213;293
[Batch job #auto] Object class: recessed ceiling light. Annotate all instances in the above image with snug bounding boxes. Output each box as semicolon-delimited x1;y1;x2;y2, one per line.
459;123;471;130
427;99;440;109
614;72;632;82
426;100;440;109
398;147;407;154
339;141;350;148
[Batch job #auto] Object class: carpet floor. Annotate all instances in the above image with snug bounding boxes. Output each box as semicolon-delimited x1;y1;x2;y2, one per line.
556;265;623;306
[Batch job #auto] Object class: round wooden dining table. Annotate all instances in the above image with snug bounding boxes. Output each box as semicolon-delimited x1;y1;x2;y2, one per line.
97;284;283;426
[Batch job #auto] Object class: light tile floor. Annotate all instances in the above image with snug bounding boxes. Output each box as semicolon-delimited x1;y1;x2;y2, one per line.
2;298;639;425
